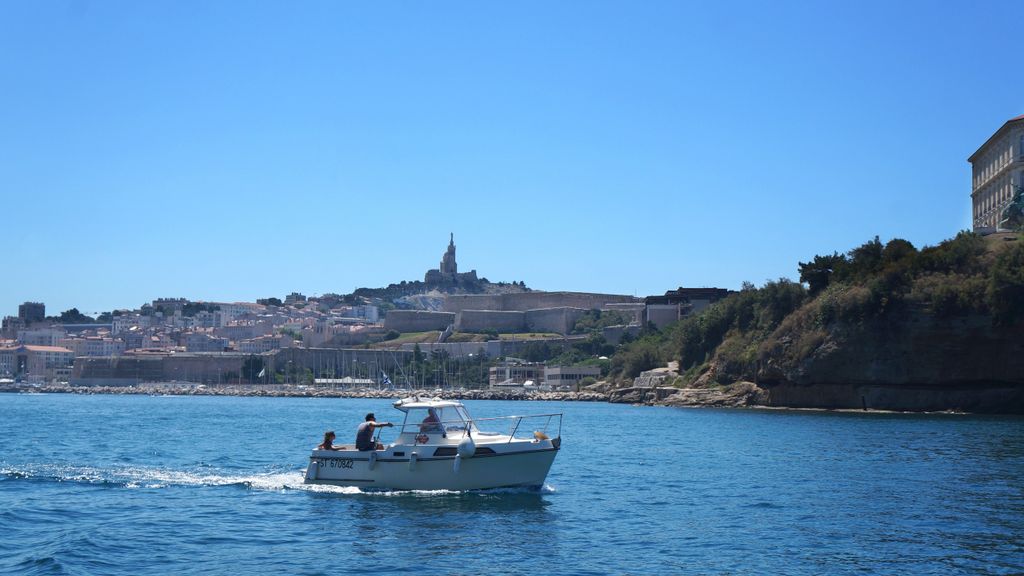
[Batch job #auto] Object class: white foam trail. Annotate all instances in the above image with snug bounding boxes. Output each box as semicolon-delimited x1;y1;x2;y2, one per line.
1;463;308;491
2;463;557;496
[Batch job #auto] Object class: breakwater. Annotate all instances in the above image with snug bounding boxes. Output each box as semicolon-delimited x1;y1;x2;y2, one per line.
1;383;612;402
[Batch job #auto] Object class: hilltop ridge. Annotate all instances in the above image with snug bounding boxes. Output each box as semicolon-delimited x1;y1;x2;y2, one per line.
610;232;1024;413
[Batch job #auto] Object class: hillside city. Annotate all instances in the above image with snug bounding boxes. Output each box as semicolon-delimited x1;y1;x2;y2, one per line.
4;112;1022;395
0;235;729;391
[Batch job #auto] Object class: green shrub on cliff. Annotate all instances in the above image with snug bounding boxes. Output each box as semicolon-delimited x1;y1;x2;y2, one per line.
605;232;1022;387
610;336;664;379
670;278;807;382
988;240;1024;326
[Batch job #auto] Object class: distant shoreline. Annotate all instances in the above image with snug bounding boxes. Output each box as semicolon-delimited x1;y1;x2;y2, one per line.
4;383;1018;416
0;383;611;402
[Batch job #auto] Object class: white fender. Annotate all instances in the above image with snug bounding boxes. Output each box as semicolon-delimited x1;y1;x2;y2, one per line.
453;454;461;474
409;452;418;471
305;460;318;481
368;451;377;470
457;436;475;458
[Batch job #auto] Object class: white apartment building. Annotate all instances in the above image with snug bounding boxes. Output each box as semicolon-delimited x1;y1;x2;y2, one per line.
59;337;126;357
215;302;265;322
969;115;1024;230
193;310;218;329
184;332;229;353
112;314;151;335
237;334;293;354
16;327;67;347
335;305;380;323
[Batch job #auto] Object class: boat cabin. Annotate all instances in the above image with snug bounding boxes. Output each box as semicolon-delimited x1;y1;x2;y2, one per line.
392;397;479;444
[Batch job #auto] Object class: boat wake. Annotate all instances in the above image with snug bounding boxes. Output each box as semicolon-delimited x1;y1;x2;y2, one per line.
0;463;555;496
0;462;308;491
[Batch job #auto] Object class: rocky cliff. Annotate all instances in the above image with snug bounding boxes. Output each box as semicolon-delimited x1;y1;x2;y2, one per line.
753;307;1024;412
641;233;1024;414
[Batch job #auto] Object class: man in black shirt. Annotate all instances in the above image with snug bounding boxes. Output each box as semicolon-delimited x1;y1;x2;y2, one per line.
355;413;393;451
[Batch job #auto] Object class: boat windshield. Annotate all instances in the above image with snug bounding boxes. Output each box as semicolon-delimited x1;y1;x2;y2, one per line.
403;405;478;435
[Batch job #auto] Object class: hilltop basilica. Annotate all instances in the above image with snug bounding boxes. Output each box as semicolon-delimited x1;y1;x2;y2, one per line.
424;234;478;286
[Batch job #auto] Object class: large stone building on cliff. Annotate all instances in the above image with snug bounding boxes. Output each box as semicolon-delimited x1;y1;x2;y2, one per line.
424;234;478;286
970;114;1024;231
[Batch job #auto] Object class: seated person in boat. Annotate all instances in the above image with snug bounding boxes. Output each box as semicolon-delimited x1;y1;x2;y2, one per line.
317;430;342;451
356;413;393;451
420;408;443;434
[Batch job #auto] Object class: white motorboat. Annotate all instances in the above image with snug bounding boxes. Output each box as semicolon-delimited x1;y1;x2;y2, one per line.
303;396;562;490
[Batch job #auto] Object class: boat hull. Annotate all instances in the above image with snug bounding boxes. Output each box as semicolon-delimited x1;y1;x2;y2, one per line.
304;443;558;491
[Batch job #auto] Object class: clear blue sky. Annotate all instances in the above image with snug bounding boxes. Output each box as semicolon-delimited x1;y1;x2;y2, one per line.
2;1;1022;317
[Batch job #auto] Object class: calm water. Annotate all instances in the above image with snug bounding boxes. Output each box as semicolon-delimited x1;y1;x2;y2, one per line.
1;394;1022;575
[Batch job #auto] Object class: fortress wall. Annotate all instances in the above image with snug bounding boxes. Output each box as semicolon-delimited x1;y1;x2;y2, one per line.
384;310;455;333
456;310;526;332
73;348;416;385
602;303;646;323
444;294;503;312
524;307;587;335
73;356;165;381
399;341;499;359
444;291;640;313
162;355;246;382
602;324;641;345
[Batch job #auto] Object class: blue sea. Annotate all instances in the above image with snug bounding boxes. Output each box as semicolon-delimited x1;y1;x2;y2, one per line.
1;393;1022;575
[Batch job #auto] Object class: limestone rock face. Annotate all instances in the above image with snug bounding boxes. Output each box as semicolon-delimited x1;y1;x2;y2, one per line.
757;309;1024;412
608;386;679;404
658;382;766;408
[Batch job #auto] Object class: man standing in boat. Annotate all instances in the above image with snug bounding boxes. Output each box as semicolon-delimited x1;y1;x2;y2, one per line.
355;413;393;451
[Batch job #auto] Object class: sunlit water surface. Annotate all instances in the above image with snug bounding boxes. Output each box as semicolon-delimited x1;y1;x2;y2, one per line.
1;394;1022;575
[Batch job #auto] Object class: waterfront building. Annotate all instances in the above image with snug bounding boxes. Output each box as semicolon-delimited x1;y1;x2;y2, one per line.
0;344;74;381
18;302;46;324
488;361;545;388
543;365;601;390
969;115;1024;230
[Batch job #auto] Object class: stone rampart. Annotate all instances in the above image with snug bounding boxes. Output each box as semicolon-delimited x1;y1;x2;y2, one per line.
384;310;455;333
524;307;587;335
400;341;498;359
444;291;640;313
457;310;526;332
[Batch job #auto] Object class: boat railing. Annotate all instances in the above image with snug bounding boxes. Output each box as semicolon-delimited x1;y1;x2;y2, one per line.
469;413;562;443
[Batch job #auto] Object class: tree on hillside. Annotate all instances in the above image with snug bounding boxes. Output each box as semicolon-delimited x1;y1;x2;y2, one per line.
840;236;884;281
882;238;917;264
798;253;846;295
55;308;95;324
